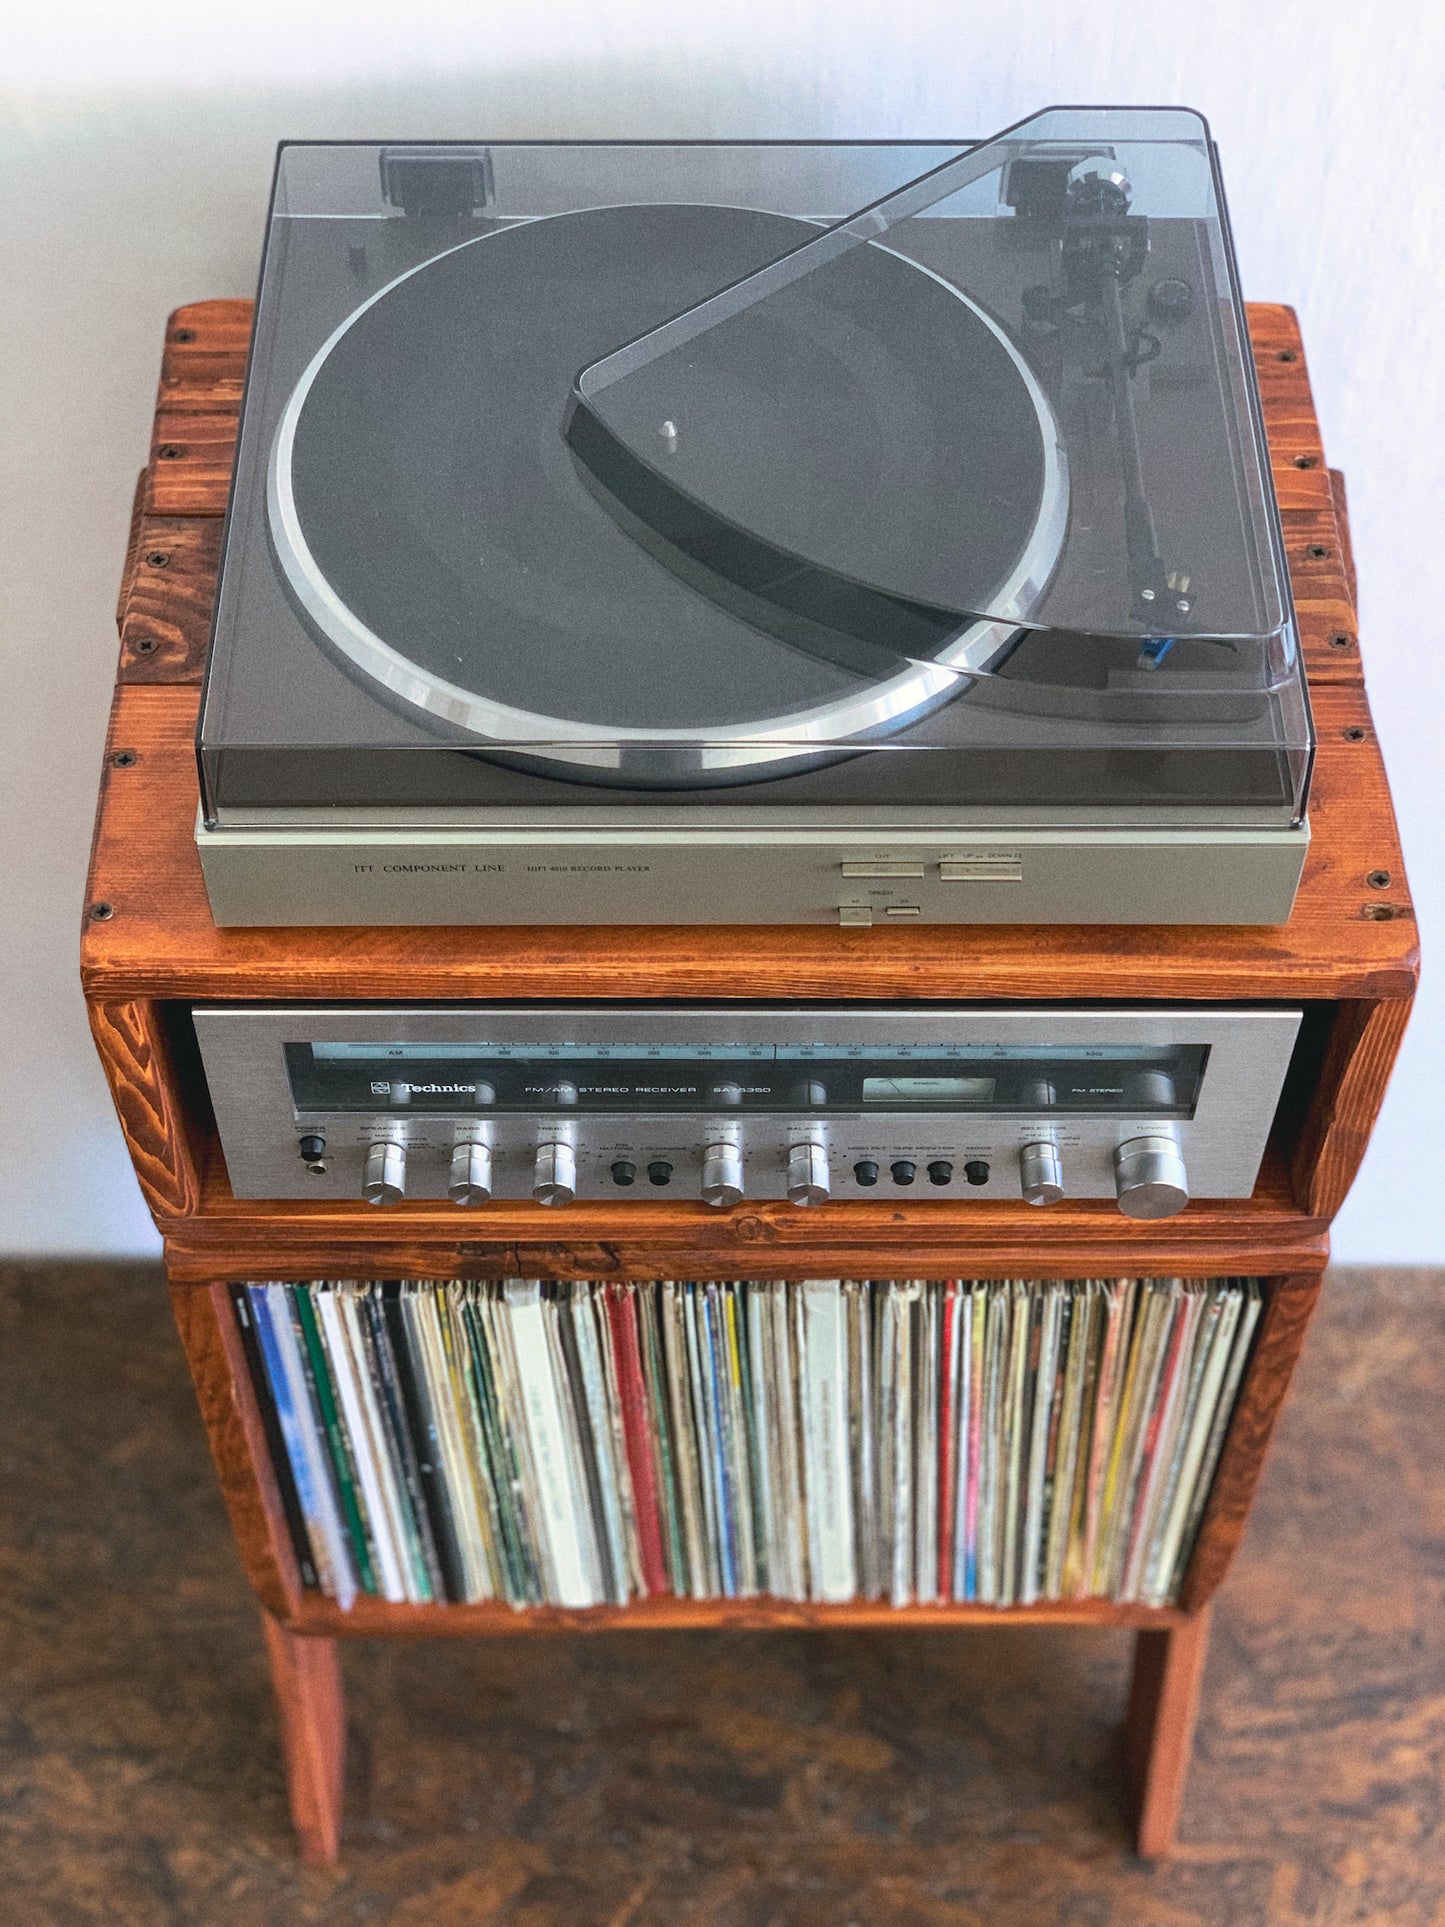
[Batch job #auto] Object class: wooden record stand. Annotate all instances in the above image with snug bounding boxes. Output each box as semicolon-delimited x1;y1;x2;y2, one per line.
84;301;1416;1865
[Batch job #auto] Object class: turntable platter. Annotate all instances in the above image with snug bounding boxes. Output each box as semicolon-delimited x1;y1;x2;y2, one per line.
269;201;1060;784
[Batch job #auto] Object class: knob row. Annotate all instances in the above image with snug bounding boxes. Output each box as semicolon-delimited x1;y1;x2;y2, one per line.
356;1134;1189;1216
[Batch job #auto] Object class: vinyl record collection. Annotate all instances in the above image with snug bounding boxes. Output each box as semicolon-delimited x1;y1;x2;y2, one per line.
235;1276;1261;1615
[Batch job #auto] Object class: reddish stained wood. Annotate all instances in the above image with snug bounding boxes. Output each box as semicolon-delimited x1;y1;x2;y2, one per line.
117;516;221;684
279;1588;1186;1641
170;1281;302;1621
1125;1603;1213;1857
1293;997;1416;1219
1177;1274;1321;1610
115;471;148;632
260;1615;346;1865
85;1000;200;1217
1330;470;1358;606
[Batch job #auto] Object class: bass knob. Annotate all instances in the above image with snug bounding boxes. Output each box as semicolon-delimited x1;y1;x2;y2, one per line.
448;1140;492;1205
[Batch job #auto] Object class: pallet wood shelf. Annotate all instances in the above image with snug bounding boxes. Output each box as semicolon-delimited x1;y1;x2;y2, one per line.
86;300;1415;1867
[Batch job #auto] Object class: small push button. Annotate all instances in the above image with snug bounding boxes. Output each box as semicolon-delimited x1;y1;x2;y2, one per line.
890;1159;917;1186
963;1159;991;1187
927;1160;953;1186
610;1160;637;1186
853;1159;880;1186
647;1160;673;1186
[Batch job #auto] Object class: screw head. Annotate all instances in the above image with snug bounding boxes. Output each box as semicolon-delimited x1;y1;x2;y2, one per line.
171;327;195;342
1293;453;1318;470
157;444;184;460
110;749;137;768
1329;633;1353;650
1342;726;1366;742
146;550;170;568
1367;869;1392;889
89;901;114;921
1140;587;1156;603
1307;544;1330;559
1277;348;1298;362
132;636;158;655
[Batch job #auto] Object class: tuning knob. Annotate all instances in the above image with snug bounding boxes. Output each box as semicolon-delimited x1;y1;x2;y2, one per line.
533;1139;576;1206
363;1138;406;1206
787;1141;830;1206
1019;1140;1064;1206
448;1140;492;1205
702;1140;745;1208
1114;1136;1189;1219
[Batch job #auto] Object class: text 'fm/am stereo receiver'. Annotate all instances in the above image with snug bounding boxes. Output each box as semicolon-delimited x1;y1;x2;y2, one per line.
194;1004;1302;1221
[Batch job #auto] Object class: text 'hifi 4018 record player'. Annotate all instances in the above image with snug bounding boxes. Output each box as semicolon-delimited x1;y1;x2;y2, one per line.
194;106;1313;928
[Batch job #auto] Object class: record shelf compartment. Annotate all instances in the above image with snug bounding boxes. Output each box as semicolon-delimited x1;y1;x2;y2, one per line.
83;301;1416;1866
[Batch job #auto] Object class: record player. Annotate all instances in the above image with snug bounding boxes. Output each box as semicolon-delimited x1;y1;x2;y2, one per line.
195;107;1313;928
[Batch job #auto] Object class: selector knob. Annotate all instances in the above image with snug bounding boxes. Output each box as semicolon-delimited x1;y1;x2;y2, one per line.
1019;1140;1065;1206
702;1141;745;1208
363;1138;406;1206
533;1139;576;1206
448;1140;492;1205
787;1141;830;1206
1114;1136;1190;1219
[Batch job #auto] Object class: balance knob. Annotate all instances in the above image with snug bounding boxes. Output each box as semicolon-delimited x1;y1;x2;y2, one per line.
701;1141;745;1208
363;1138;406;1206
787;1141;830;1206
448;1140;492;1205
1114;1136;1189;1219
533;1139;576;1206
1019;1140;1064;1206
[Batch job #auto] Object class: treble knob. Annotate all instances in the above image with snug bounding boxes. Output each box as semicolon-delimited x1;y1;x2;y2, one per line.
448;1140;492;1205
701;1140;745;1208
533;1139;576;1206
363;1137;406;1206
1114;1136;1189;1219
787;1141;830;1206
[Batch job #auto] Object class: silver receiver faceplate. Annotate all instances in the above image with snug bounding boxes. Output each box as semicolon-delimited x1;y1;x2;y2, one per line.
192;1003;1302;1218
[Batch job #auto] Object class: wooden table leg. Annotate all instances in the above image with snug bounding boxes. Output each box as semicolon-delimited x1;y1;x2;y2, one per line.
261;1612;346;1864
1124;1603;1212;1858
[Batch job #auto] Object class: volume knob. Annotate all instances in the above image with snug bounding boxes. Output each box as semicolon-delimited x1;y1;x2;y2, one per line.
1114;1136;1189;1219
701;1140;745;1208
448;1140;492;1205
363;1138;406;1206
1019;1140;1064;1206
787;1141;830;1206
533;1139;576;1206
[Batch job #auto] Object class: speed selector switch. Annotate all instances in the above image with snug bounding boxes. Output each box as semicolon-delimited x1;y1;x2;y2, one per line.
533;1139;576;1206
701;1141;745;1208
363;1138;406;1206
1019;1140;1065;1206
448;1140;492;1205
787;1141;830;1206
1114;1136;1190;1219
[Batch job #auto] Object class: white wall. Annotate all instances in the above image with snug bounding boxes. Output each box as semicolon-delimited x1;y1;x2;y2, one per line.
4;0;1440;1260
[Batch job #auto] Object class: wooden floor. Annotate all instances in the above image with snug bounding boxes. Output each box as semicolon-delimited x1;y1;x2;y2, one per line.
1;1262;1441;1925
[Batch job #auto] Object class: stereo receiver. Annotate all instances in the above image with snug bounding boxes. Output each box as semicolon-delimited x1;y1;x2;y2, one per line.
193;1004;1301;1220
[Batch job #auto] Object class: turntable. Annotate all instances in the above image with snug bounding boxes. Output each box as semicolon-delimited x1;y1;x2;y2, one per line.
195;107;1313;927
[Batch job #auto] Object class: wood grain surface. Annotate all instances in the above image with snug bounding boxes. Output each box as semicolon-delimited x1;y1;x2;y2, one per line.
1125;1604;1214;1858
259;1617;346;1866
